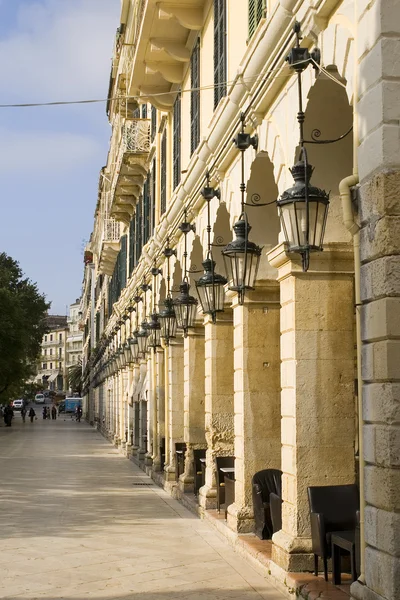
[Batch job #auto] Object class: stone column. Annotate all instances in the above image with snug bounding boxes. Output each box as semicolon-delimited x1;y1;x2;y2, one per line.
269;243;355;572
351;4;400;598
165;339;184;481
227;283;281;533
133;401;140;450
120;368;128;450
145;353;153;466
180;326;206;493
199;311;234;510
153;348;165;471
131;363;141;456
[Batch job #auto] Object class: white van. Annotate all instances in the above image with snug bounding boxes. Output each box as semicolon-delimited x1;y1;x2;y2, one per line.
35;393;45;404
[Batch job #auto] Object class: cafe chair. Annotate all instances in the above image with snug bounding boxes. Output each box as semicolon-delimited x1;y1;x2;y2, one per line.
193;448;206;496
252;469;282;539
308;483;359;581
215;456;234;512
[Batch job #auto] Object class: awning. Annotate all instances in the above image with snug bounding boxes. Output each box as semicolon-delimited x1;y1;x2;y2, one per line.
48;372;58;383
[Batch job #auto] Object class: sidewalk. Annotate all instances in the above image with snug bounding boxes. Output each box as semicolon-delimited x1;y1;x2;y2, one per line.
0;416;284;600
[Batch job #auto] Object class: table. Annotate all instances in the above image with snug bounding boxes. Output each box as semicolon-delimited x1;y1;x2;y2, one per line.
331;530;357;585
221;468;235;519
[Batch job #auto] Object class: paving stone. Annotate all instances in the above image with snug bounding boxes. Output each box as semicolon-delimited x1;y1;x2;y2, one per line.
0;416;283;600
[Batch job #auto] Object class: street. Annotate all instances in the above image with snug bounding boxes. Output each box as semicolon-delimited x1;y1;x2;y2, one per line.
0;415;283;600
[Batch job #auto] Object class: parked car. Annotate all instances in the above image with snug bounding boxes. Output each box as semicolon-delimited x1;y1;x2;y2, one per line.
58;401;65;413
35;393;45;404
12;399;25;410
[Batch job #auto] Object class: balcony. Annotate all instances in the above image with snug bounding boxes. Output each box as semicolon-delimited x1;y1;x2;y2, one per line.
111;0;205;111
109;118;151;223
98;218;122;276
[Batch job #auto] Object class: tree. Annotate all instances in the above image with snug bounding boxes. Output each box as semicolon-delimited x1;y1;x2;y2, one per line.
0;252;50;403
68;360;83;395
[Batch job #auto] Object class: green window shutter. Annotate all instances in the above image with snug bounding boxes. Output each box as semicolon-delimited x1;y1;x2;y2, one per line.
214;0;227;109
160;129;167;215
129;216;135;275
248;0;265;39
120;235;127;291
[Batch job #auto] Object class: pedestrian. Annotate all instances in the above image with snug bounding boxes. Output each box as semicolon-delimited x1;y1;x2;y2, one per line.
3;404;14;427
21;406;27;423
29;407;36;423
51;405;57;420
42;406;48;420
75;405;82;423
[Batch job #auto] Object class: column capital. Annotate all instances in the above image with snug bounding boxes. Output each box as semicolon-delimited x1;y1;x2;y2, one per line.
267;242;354;280
231;281;280;309
204;309;233;326
185;324;205;339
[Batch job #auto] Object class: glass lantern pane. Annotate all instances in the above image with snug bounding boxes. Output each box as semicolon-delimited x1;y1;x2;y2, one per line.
309;200;328;249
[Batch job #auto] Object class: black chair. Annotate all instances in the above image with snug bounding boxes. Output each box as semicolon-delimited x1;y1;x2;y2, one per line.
193;449;206;496
175;442;186;482
308;484;359;582
252;469;282;539
160;437;166;471
215;456;234;512
270;492;283;534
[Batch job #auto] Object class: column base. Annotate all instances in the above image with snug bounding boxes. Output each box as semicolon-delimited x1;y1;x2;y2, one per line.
198;484;217;509
272;529;314;572
164;464;176;482
152;455;162;472
137;448;146;462
178;473;194;493
130;445;139;456
144;452;153;466
226;502;254;534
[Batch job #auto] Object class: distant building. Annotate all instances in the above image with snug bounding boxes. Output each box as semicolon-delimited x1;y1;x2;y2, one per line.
35;315;68;392
66;299;84;392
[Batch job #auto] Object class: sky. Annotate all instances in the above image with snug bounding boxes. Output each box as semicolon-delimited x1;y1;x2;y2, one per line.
0;0;120;314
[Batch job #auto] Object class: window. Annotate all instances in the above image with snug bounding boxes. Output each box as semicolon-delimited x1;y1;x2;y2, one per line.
42;363;47;369
119;235;127;292
160;128;167;215
129;215;135;275
133;106;140;118
143;175;151;245
59;362;61;369
248;0;266;39
50;363;53;370
191;38;200;155
151;105;157;141
214;0;227;109
44;349;47;356
151;159;156;233
50;349;53;356
141;104;147;118
59;348;62;357
44;335;47;342
173;92;181;190
135;202;143;266
59;333;62;341
50;334;53;341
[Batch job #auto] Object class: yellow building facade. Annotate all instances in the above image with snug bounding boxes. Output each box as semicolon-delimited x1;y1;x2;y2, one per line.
81;1;400;599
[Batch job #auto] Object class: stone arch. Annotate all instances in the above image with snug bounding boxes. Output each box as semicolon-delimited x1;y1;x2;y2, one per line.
188;234;204;300
157;278;166;310
245;151;280;250
171;260;183;294
212;202;232;276
296;64;353;243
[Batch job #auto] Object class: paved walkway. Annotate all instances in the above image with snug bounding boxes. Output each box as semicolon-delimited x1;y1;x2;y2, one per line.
0;414;284;600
